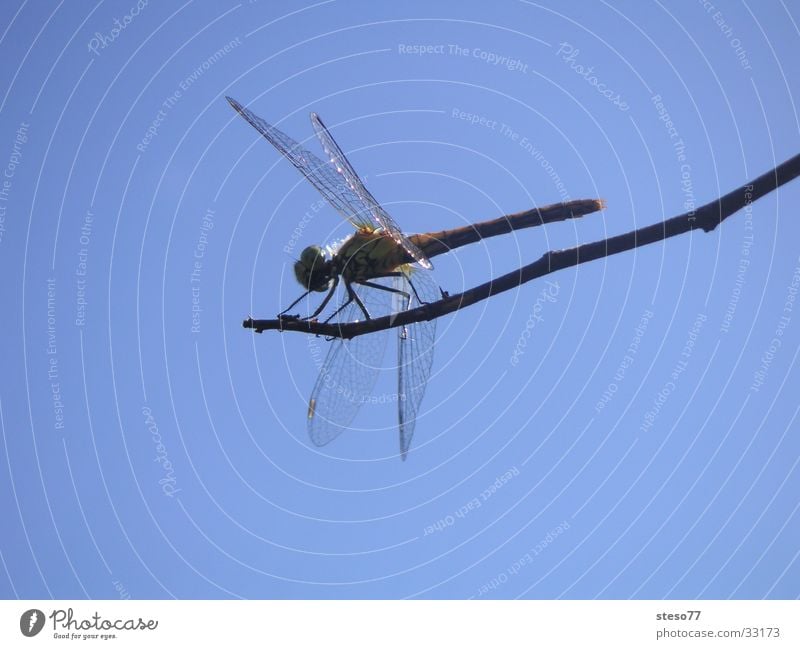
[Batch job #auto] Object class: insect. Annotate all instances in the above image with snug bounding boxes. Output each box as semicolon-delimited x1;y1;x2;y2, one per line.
228;97;437;460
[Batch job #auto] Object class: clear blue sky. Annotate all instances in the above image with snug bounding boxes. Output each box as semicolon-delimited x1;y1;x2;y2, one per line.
1;0;799;599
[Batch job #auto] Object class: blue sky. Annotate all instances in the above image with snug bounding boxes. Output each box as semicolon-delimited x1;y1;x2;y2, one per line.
1;0;799;599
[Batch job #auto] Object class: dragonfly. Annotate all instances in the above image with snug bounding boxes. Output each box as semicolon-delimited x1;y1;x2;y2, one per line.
227;97;438;460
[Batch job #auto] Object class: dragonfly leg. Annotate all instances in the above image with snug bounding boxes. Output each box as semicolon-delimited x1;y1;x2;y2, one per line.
372;271;429;306
325;280;371;322
355;280;412;325
349;283;371;320
307;275;339;320
357;276;424;334
279;289;311;317
407;277;429;306
280;276;339;320
324;298;352;322
356;279;410;304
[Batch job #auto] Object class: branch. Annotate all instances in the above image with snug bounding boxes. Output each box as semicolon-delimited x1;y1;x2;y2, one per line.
244;153;800;339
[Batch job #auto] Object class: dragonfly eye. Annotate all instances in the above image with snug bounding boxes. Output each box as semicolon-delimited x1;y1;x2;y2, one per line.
295;245;332;292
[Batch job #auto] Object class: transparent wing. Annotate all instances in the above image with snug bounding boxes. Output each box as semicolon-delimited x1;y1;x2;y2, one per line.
310;113;433;270
394;267;438;460
227;97;376;231
306;283;392;447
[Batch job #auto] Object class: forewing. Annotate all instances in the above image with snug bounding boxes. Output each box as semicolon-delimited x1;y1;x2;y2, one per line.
227;97;374;230
306;283;392;447
310;113;433;269
394;268;438;460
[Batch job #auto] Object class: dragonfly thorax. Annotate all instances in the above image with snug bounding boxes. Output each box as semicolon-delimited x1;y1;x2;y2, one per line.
294;244;334;292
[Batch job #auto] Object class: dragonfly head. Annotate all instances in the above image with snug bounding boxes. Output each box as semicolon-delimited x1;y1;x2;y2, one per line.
295;245;333;292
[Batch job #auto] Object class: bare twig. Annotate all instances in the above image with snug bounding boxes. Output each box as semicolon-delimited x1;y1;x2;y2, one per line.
244;153;800;339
